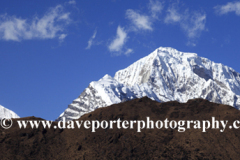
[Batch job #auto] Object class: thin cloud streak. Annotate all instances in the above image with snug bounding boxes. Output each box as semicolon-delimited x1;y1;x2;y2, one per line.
68;0;76;5
86;30;97;49
124;48;133;56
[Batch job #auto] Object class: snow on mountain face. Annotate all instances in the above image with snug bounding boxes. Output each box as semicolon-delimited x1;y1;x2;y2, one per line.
57;74;160;121
114;47;240;106
57;47;240;121
0;105;20;119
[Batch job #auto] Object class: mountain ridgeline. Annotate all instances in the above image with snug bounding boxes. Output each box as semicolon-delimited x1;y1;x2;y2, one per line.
57;47;240;121
3;97;240;159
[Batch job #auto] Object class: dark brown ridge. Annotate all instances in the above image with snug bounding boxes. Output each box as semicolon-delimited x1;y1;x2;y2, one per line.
1;97;240;159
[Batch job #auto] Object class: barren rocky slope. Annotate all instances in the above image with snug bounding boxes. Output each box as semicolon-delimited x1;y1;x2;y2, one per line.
1;97;240;159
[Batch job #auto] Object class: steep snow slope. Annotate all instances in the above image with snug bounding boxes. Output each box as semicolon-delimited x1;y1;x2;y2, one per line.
57;74;160;121
114;47;240;107
57;47;240;121
0;105;20;119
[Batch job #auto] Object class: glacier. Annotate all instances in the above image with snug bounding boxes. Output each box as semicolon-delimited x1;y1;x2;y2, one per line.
57;47;240;121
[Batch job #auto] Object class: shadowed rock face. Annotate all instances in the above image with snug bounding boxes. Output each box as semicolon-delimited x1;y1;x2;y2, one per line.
193;65;212;81
1;97;240;159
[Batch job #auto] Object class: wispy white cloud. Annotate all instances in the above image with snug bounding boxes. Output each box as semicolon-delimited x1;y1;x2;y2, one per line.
108;26;127;53
68;0;76;5
149;0;163;19
86;30;97;49
59;33;67;42
107;1;206;55
181;13;206;39
214;1;240;16
125;0;162;32
126;9;153;31
164;6;181;23
124;48;133;56
164;4;206;44
0;5;70;41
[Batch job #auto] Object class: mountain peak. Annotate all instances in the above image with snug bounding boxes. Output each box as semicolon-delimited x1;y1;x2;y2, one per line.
101;74;114;80
157;46;178;52
156;47;198;59
57;47;240;121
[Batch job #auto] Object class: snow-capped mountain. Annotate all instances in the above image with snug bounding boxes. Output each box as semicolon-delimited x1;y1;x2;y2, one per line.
57;47;240;121
57;75;161;121
0;105;20;119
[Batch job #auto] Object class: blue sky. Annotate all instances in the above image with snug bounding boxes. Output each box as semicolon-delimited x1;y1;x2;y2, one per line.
0;0;240;120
